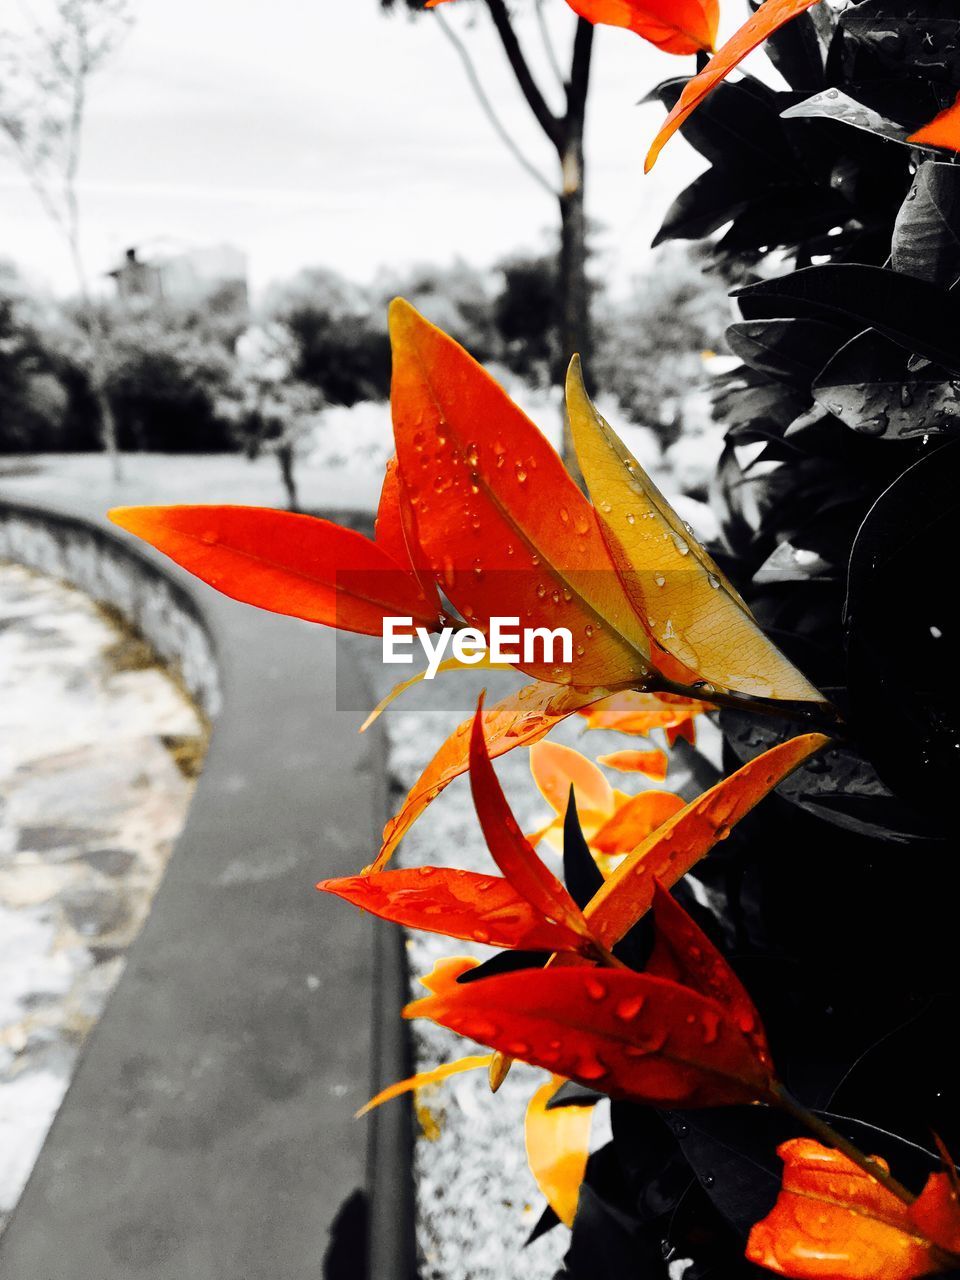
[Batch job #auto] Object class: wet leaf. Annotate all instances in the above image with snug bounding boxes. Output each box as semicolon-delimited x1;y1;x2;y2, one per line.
726;319;851;391
108;504;443;635
584;733;830;948
746;1138;960;1280
388;299;652;688
781;89;913;146
374;680;607;870
469;697;597;949
813;332;960;441
526;1078;594;1228
893;163;960;290
645;0;823;172
648;883;771;1066
567;356;824;702
405;967;778;1107
317;868;592;953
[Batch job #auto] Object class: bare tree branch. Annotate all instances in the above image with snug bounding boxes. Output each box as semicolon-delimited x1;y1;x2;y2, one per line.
534;0;565;91
483;0;563;151
434;7;559;197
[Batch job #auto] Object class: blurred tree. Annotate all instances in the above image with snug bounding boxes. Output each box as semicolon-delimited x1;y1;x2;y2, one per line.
0;0;133;476
593;243;731;447
374;258;498;359
0;262;69;451
492;248;559;384
381;0;594;460
216;321;326;511
95;303;237;453
263;268;392;406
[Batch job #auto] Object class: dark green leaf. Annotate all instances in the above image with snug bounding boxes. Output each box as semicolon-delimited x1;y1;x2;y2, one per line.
735;265;960;375
813;330;960;440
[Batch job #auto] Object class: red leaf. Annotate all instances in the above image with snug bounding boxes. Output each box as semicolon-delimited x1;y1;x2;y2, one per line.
374;679;607;870
645;0;822;172
908;92;960;154
405;967;777;1107
317;868;590;953
648;883;772;1068
375;455;441;607
469;697;596;950
388;298;653;687
563;0;718;54
585;733;830;948
108;504;441;635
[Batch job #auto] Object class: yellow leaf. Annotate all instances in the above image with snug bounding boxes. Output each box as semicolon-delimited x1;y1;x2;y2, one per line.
525;1078;594;1228
356;1053;493;1118
566;357;823;703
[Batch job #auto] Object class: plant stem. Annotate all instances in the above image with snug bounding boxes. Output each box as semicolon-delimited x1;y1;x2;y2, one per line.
649;675;846;740
772;1082;917;1206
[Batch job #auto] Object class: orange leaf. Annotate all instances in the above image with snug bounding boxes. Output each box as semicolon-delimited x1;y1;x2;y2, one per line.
356;1053;493;1118
579;690;709;737
426;0;717;55
585;734;830;948
374;679;607;870
529;740;615;818
747;1139;958;1280
597;749;669;781
563;0;718;54
405;967;777;1107
108;504;442;635
645;0;823;173
648;882;771;1067
388;298;653;687
908;1143;960;1258
317;868;592;953
469;697;597;950
590;790;685;855
418;955;480;994
908;92;960;153
525;1078;593;1228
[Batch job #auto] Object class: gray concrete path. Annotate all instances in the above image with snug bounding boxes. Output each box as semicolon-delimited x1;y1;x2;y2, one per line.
0;494;384;1280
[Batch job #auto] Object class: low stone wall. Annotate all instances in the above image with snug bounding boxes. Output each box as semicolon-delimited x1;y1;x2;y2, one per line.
0;502;219;718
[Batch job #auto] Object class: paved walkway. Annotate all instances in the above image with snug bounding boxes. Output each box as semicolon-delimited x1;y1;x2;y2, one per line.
0;562;204;1238
0;484;386;1280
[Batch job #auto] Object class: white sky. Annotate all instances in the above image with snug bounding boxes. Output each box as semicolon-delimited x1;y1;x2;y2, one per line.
0;0;732;299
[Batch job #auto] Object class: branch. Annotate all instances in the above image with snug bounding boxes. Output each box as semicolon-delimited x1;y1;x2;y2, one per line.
565;16;593;138
434;7;559;197
483;0;563;151
534;0;565;90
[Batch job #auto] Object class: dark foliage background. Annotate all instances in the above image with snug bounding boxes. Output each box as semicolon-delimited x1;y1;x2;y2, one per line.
541;3;960;1275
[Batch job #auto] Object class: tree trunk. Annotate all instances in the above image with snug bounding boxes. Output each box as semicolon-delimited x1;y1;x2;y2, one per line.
558;136;589;469
557;17;593;479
